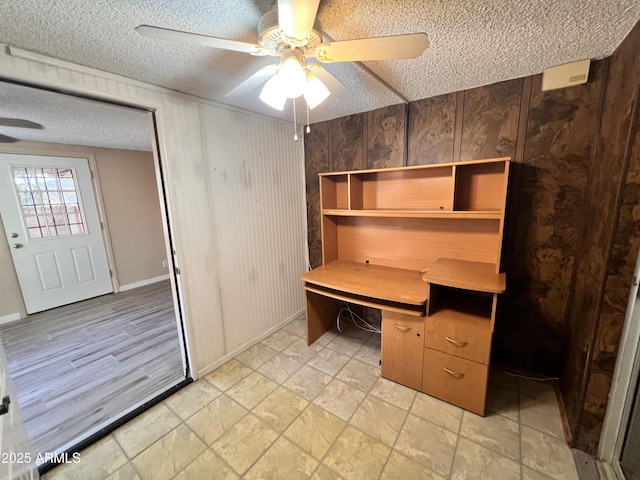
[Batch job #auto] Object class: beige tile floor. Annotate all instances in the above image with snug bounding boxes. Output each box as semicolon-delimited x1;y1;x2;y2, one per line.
44;316;580;480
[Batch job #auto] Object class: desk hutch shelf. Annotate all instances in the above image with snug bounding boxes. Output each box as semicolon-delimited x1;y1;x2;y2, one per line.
300;157;510;415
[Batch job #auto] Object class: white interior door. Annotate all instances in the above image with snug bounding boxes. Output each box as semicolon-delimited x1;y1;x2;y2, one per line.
0;154;112;314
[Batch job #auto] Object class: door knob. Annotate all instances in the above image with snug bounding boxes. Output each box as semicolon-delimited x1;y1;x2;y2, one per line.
0;396;10;416
13;243;23;249
10;233;18;238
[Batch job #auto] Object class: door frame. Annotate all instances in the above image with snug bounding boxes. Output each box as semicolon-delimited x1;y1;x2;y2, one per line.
0;78;193;381
0;63;198;381
598;252;640;479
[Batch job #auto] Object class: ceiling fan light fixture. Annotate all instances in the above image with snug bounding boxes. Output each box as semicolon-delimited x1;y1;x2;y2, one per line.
303;71;330;109
279;49;306;98
259;74;287;110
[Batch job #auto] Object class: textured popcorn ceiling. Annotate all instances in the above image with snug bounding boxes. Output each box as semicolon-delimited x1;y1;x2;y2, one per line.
0;0;639;148
0;83;153;151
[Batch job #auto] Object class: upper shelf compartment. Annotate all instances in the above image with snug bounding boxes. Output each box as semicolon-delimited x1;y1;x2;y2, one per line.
351;165;453;211
320;175;349;210
454;161;509;211
319;158;510;215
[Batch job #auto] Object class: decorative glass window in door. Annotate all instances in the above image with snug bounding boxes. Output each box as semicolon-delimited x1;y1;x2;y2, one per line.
12;166;87;239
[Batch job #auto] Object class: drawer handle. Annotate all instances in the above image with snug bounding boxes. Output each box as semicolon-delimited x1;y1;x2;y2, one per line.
445;336;468;348
393;324;411;332
442;367;465;379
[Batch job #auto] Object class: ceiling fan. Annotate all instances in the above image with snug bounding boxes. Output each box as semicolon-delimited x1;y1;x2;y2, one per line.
0;118;43;143
136;0;429;113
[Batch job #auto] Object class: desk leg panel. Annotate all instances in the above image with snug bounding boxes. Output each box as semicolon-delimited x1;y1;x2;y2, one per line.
305;289;340;346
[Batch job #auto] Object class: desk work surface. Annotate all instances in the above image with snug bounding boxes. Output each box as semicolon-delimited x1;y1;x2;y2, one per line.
300;260;429;306
422;258;506;293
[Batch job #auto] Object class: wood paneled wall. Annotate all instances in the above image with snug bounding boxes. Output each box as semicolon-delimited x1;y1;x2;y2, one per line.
563;22;640;453
303;19;640;455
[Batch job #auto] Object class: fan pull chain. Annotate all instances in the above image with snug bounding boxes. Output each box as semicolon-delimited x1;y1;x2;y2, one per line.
293;98;298;141
306;103;311;134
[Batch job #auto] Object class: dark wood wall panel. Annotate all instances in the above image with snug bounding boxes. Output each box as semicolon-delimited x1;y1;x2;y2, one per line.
367;104;406;169
303;20;640;456
408;93;456;165
496;63;606;376
304;122;329;268
570;21;640;452
460;79;522;161
330;114;364;171
577;114;640;452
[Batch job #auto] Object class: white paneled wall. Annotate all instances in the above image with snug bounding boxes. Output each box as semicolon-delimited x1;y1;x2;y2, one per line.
201;107;306;353
0;46;306;378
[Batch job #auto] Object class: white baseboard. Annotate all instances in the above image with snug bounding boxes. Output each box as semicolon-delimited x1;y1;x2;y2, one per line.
0;312;22;325
119;274;170;292
196;309;305;379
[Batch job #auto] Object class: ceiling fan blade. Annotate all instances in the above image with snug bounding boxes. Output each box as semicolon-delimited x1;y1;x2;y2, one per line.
278;0;320;45
310;33;429;63
135;25;271;56
225;64;279;97
0;118;43;129
0;134;20;143
306;64;348;97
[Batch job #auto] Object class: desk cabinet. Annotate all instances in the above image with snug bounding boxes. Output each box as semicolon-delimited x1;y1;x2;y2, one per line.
301;158;510;416
381;312;424;391
420;277;502;415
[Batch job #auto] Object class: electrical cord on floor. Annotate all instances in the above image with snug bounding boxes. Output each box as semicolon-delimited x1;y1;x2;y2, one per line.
336;302;381;334
504;371;559;382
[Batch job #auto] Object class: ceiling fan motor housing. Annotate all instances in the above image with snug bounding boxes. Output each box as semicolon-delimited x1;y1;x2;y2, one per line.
258;9;323;54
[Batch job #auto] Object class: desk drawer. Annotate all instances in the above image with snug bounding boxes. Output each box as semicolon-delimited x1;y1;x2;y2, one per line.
422;348;488;415
425;315;492;364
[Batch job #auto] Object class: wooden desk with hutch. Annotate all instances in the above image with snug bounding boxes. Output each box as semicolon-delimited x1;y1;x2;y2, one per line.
300;157;509;415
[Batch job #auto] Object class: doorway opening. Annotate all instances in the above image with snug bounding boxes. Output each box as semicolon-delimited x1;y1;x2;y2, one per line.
598;250;640;479
0;80;190;465
620;374;640;479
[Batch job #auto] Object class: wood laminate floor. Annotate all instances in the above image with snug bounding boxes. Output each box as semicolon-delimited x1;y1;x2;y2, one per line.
0;280;184;457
